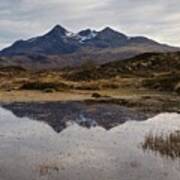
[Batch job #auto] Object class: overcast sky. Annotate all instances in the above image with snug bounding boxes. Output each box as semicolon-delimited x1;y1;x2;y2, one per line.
0;0;180;49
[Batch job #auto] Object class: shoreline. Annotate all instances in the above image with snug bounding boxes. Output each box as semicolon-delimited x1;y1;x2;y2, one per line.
0;90;179;114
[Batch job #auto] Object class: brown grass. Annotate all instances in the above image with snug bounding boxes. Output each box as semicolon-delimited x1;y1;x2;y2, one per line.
38;163;59;176
19;81;73;91
142;131;180;159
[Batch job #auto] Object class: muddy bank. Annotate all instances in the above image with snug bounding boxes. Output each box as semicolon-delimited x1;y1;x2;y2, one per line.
0;88;180;115
85;95;180;114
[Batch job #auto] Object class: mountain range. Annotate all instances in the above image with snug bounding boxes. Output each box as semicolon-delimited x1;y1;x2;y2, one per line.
0;25;179;70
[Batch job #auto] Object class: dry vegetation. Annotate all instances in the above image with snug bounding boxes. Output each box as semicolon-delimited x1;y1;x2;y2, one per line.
0;52;179;113
142;131;180;159
63;52;180;95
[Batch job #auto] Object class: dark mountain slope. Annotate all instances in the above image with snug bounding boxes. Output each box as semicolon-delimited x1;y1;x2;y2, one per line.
0;25;80;56
0;25;179;70
64;52;180;80
0;25;178;56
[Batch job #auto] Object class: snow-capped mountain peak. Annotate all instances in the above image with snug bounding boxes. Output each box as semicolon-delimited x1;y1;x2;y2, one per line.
65;31;76;38
77;29;97;43
0;24;177;58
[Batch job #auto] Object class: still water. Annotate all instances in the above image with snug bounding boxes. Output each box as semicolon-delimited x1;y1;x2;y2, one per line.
0;102;180;180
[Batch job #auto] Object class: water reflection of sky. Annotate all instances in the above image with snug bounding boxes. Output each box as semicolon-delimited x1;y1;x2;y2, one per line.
0;106;180;180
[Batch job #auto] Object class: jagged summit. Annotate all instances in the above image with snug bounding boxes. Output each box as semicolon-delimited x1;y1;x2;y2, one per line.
101;26;116;32
99;27;127;38
78;29;94;36
0;25;178;58
53;24;67;31
77;29;97;43
45;25;68;37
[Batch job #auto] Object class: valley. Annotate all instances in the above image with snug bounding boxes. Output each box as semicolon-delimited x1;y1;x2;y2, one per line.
0;52;179;115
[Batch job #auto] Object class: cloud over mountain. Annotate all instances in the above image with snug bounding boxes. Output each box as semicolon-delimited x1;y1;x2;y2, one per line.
0;0;180;49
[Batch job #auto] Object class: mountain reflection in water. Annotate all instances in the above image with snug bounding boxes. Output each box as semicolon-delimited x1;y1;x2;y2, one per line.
2;101;152;133
0;104;180;180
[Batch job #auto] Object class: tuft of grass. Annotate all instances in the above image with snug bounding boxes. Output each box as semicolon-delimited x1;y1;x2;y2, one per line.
92;93;102;98
38;164;59;176
142;131;180;159
19;81;72;91
142;73;180;92
20;82;59;91
43;88;56;93
75;84;101;90
174;82;180;95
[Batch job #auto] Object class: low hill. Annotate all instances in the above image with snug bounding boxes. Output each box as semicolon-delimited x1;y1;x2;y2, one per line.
64;52;180;93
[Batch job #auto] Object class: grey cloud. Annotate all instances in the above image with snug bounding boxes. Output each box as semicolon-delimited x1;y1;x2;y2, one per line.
0;0;180;49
